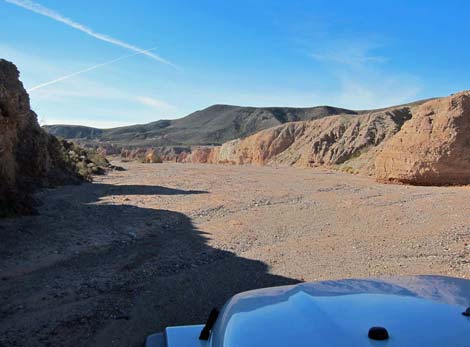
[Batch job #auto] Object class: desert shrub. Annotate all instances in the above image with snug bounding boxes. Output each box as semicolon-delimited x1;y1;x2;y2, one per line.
88;151;110;167
144;150;163;163
341;166;355;174
136;153;146;163
348;150;363;160
59;140;111;180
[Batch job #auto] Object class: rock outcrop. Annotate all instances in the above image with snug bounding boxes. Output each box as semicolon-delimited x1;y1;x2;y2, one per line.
0;59;85;215
375;91;470;185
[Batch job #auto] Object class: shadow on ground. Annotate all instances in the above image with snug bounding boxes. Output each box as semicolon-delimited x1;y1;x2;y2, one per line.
92;183;208;196
0;182;300;347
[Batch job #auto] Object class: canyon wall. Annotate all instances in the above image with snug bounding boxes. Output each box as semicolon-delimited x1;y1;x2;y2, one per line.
182;92;470;185
376;91;470;185
183;107;413;175
0;59;82;215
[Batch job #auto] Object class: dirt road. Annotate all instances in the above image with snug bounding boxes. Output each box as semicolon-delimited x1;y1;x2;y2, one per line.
1;162;469;346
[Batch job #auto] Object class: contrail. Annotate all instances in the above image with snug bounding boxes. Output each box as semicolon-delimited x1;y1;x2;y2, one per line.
5;0;177;68
28;48;157;92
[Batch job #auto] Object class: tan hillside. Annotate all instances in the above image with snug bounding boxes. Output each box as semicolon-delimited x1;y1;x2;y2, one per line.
183;107;413;175
181;92;470;186
376;91;470;185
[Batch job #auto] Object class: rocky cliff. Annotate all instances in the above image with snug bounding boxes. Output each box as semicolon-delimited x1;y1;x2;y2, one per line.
375;91;470;185
0;59;84;215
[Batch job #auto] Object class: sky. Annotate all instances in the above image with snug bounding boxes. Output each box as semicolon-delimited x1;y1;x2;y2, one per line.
1;0;469;128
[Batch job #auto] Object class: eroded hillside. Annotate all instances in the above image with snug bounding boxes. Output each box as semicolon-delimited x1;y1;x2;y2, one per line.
181;92;470;185
183;106;414;174
376;91;470;185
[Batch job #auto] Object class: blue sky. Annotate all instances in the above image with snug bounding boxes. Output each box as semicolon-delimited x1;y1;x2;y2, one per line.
1;0;469;128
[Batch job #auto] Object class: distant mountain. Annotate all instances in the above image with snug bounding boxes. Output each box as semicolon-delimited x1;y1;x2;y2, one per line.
43;104;358;147
43;125;104;139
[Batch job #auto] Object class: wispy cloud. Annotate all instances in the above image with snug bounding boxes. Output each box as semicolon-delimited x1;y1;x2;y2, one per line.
305;35;421;108
4;0;177;68
310;39;387;68
28;47;158;92
135;96;175;111
332;74;422;109
311;50;386;67
33;78;176;112
30;72;178;118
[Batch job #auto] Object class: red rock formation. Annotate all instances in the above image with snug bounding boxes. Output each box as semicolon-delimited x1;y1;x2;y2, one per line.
375;91;470;185
182;147;220;164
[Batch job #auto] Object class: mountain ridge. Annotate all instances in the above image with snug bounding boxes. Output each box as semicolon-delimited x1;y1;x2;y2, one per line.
42;101;432;148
